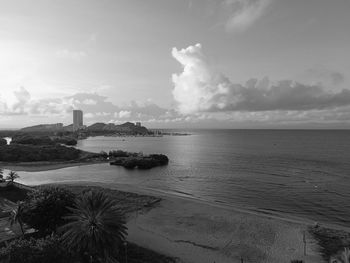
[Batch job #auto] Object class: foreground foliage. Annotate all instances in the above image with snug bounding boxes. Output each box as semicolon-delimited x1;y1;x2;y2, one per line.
60;190;127;262
22;187;76;235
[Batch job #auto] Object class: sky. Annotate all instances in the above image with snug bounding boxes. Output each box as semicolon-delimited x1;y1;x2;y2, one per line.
0;0;350;129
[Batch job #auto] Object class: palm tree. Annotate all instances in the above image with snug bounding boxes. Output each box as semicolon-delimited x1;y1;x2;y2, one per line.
9;201;26;236
0;167;4;182
60;190;127;263
6;170;19;184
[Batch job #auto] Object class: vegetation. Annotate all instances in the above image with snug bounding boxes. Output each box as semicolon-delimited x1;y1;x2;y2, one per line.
0;236;74;263
309;226;350;261
9;202;26;236
6;170;19;183
11;134;77;146
52;136;77;146
0;138;7;146
110;153;169;169
0;144;82;162
0;184;29;203
0;184;174;263
60;190;127;262
22;187;76;235
12;135;54;145
0;167;3;181
109;150;129;158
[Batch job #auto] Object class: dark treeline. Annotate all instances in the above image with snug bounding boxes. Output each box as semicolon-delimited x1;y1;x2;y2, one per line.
0;144;81;162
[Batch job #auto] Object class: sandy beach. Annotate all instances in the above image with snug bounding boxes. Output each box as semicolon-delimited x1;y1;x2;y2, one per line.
0;160;109;172
126;193;323;263
51;181;324;263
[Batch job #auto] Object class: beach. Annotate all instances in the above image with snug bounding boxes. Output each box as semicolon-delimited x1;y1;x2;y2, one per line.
0;160;109;172
52;181;324;263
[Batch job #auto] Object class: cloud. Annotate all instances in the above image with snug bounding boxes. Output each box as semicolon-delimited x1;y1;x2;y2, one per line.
171;44;350;114
55;49;87;61
118;110;131;118
0;89;177;125
81;99;97;105
302;67;345;87
224;0;271;31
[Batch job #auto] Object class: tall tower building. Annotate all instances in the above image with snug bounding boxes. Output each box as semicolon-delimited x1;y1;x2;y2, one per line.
73;110;83;132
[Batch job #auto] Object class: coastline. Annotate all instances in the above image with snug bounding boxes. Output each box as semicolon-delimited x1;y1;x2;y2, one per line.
0;160;110;172
48;181;324;263
4;161;347;262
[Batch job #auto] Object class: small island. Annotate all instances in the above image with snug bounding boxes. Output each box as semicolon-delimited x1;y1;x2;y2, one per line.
109;151;169;169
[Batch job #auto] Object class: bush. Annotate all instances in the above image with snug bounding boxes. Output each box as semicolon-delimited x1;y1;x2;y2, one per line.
0;138;7;146
0;236;74;263
100;151;108;159
136;158;159;169
109;150;129;157
22;187;76;235
149;154;169;165
123;159;138;169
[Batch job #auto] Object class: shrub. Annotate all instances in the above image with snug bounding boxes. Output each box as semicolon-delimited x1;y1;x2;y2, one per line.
123;159;138;169
136;158;159;169
0;138;7;146
22;187;76;235
149;154;169;165
109;150;129;157
100;151;108;159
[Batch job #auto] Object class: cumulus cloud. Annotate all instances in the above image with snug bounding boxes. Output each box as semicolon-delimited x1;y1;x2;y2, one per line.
172;44;350;115
301;67;345;87
224;0;271;31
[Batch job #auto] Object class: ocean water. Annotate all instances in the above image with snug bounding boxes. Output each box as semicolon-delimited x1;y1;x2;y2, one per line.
18;130;350;227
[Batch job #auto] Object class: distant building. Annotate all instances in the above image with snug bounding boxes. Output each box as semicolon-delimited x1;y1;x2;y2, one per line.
136;122;141;127
73;110;83;132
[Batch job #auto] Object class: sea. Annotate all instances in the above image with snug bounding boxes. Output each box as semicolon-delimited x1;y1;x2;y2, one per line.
17;130;350;228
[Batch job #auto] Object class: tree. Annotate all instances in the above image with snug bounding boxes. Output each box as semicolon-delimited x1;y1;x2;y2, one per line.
9;201;26;236
22;187;76;236
60;190;127;263
6;171;19;184
0;168;4;182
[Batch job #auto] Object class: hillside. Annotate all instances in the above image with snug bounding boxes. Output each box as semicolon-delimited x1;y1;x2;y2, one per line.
86;122;148;135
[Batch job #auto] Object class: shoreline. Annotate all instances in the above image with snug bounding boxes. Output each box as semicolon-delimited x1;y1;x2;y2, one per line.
37;179;350;234
0;160;110;172
48;181;323;263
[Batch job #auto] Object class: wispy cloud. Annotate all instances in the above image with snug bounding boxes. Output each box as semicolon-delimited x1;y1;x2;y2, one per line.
224;0;272;32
